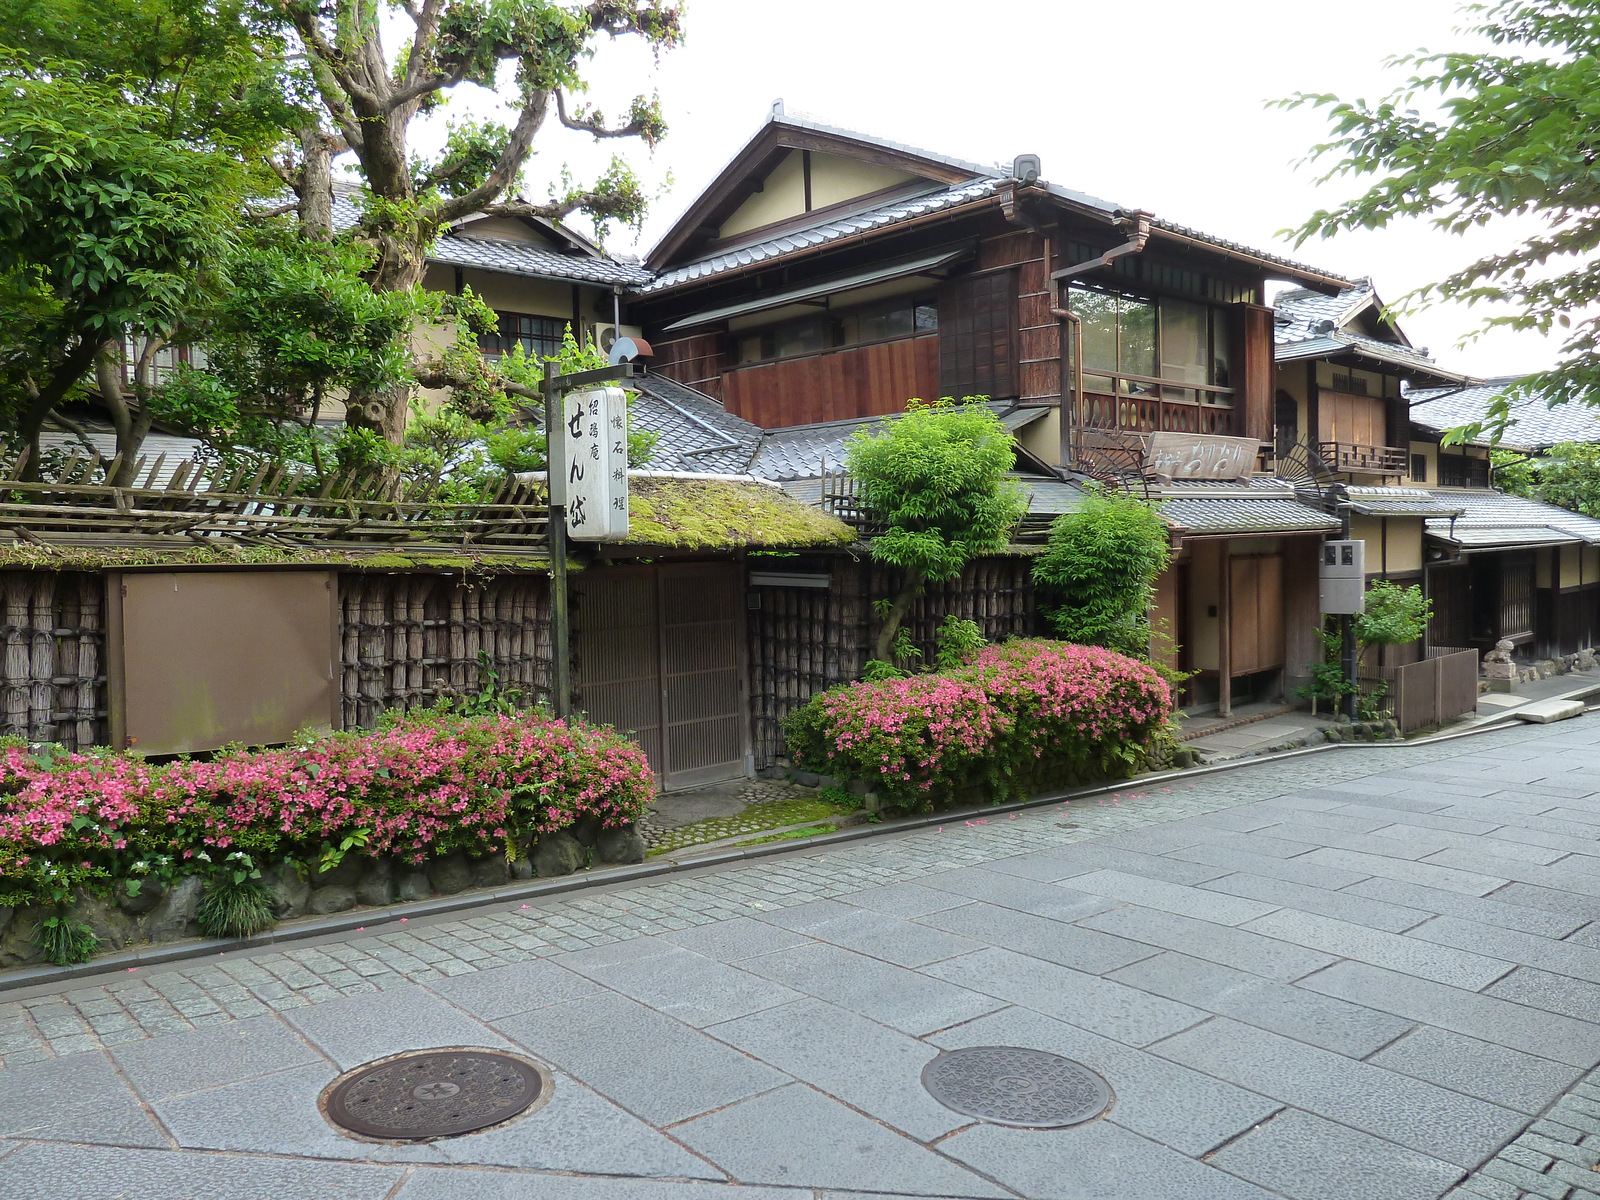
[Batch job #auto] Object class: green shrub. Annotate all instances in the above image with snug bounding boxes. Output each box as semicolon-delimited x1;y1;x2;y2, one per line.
1033;489;1172;656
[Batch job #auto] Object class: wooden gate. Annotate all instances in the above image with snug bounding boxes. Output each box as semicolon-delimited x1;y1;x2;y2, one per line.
573;563;748;790
1375;647;1479;734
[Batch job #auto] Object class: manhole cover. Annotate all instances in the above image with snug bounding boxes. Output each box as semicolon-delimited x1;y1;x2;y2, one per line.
921;1046;1111;1128
322;1048;547;1141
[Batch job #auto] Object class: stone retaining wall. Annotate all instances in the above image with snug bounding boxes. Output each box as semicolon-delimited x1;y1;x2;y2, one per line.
0;821;646;970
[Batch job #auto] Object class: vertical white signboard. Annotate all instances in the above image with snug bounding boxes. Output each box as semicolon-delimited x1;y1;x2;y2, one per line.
562;385;629;542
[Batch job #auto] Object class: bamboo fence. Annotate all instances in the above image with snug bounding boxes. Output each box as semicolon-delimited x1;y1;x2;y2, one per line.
338;573;553;729
0;448;551;551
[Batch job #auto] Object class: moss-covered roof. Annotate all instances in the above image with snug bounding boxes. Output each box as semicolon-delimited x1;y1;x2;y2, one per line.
0;477;854;571
624;478;856;550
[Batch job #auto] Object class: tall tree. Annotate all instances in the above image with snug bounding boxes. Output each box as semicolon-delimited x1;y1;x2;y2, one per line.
1285;0;1600;428
271;0;681;437
0;65;242;479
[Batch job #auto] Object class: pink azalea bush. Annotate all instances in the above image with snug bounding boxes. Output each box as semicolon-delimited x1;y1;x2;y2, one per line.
957;640;1172;795
783;674;1004;806
784;638;1172;809
0;708;654;907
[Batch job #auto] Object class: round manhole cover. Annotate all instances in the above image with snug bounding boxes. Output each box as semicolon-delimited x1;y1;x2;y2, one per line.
322;1048;548;1141
921;1046;1111;1128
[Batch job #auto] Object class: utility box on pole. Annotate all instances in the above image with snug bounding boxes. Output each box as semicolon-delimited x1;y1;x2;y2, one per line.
1320;539;1367;615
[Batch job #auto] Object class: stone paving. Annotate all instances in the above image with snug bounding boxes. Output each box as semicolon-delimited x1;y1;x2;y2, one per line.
3;716;1600;1198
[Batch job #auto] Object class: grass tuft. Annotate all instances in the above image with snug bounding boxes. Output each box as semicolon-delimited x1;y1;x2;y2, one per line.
196;876;277;939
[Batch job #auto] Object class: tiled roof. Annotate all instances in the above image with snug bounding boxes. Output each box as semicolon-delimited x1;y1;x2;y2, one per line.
776;470;1088;521
1343;486;1464;517
1144;219;1351;289
1409;378;1600;452
1434;525;1580;549
431;235;653;287
644;109;1349;297
1276;332;1467;382
1159;487;1342;535
1014;475;1090;517
640;177;1002;294
1156;477;1306;494
326;182;649;287
1273;281;1469;383
1426;487;1600;546
746;402;1043;483
629;375;762;474
1273;282;1379;344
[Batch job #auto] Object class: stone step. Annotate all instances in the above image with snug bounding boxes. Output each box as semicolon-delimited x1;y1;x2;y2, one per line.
1517;698;1588;724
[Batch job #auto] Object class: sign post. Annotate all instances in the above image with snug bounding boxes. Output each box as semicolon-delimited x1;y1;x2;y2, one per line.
541;362;638;719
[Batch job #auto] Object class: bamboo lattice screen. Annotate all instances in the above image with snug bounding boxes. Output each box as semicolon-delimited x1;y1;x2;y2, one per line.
747;556;1036;769
0;572;107;750
338;574;553;729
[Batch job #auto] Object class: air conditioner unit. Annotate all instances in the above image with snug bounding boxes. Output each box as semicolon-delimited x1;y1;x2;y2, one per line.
594;323;643;355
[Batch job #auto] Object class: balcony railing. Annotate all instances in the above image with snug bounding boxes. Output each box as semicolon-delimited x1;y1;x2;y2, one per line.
1082;392;1236;438
1318;441;1408;476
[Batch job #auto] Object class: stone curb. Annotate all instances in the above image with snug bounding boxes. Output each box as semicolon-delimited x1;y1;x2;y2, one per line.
3;702;1593;994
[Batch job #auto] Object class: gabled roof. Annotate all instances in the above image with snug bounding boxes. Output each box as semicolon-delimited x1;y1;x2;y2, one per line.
1409;377;1600;452
326;180;647;288
1274;280;1387;344
642;109;1353;298
641;177;1001;295
1273;281;1469;384
646;109;1001;271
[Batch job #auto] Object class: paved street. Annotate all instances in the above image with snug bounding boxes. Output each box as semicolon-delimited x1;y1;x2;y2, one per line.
4;715;1600;1199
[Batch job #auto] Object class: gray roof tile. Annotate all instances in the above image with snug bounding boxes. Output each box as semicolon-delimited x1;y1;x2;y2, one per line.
431;235;652;287
1343;486;1464;517
745;402;1040;483
327;182;650;288
1273;282;1467;383
1160;493;1342;535
1409;378;1600;452
641;178;1001;294
1425;487;1600;545
629;376;762;474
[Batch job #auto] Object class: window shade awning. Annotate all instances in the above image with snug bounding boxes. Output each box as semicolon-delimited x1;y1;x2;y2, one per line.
659;245;973;333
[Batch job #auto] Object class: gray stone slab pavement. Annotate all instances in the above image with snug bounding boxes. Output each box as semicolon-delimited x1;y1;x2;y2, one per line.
5;715;1600;1197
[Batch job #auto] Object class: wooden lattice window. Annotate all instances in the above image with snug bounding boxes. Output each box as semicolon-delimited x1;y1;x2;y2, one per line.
1500;555;1535;640
939;269;1017;400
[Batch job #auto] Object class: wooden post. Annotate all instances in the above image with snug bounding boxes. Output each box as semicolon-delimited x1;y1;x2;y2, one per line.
1218;543;1233;719
545;361;572;719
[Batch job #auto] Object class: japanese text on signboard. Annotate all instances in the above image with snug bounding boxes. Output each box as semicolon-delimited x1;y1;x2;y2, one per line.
562;385;629;541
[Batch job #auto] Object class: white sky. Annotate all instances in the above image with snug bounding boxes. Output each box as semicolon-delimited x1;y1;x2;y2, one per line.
410;0;1563;379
